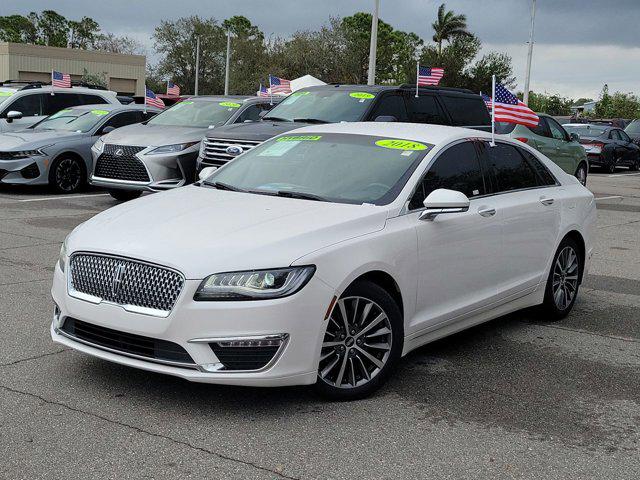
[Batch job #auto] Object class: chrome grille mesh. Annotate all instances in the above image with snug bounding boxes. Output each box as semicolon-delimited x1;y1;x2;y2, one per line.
200;138;262;167
69;254;184;314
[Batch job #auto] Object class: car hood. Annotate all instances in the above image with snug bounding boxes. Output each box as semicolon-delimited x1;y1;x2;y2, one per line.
0;130;85;150
204;121;309;142
67;185;388;279
101;124;208;147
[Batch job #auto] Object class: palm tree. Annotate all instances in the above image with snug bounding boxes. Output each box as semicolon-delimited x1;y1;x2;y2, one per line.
432;3;472;57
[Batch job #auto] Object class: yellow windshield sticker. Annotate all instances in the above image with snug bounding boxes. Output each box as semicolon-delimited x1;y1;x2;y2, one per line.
277;135;322;142
0;91;14;96
375;139;428;151
349;92;375;99
219;101;241;108
90;109;109;115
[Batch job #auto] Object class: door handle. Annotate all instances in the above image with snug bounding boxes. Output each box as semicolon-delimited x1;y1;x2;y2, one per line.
478;207;496;217
540;197;555;206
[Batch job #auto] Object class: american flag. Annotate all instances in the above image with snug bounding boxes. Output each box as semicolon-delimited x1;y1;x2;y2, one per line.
257;84;270;97
269;75;291;94
492;83;539;127
481;93;493;109
417;66;444;86
145;88;165;109
166;81;180;96
52;70;71;88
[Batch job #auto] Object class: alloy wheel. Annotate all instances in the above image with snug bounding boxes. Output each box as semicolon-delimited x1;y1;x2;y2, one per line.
576;165;587;185
552;246;579;311
318;296;393;389
55;158;82;192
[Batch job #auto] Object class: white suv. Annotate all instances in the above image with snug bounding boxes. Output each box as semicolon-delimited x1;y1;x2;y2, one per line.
0;81;121;132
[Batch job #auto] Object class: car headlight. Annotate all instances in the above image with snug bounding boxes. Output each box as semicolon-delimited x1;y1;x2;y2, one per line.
58;237;69;273
147;142;199;155
4;148;48;159
194;266;315;301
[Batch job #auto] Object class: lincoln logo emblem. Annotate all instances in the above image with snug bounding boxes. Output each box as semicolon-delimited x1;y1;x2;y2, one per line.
226;145;243;156
114;148;124;157
112;264;126;296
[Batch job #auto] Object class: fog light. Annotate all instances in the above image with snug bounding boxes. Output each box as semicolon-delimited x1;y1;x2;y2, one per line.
217;338;283;348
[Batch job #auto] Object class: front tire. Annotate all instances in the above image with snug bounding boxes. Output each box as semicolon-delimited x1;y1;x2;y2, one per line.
108;189;142;202
49;156;86;194
538;237;582;321
630;154;640;171
574;162;588;186
313;280;403;401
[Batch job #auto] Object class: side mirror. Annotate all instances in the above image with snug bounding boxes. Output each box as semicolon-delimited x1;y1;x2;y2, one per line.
100;125;116;135
419;189;470;221
569;132;580;142
198;166;218;181
374;115;397;122
6;110;23;123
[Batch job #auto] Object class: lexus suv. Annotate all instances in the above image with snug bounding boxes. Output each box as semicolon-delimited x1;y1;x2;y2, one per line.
197;84;491;171
90;96;279;201
0;80;121;132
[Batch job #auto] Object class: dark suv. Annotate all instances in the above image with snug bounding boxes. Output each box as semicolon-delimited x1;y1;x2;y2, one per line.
198;84;490;170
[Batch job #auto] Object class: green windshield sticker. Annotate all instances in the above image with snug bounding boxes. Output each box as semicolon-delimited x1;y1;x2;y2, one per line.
277;135;322;142
375;139;428;151
50;109;73;118
0;91;14;96
349;92;375;100
219;101;241;108
290;91;310;96
180;101;194;105
90;109;109;116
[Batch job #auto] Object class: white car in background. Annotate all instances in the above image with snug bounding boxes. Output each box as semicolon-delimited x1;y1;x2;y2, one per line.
51;123;596;399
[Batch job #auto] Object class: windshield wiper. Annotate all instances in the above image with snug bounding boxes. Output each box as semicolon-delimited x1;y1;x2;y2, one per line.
273;190;327;202
203;180;245;192
292;118;328;124
262;116;292;122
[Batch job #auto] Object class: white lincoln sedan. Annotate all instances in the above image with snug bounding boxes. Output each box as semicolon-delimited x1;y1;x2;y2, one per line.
51;123;596;399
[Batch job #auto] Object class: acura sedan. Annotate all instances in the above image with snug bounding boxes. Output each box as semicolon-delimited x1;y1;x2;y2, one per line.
51;123;596;399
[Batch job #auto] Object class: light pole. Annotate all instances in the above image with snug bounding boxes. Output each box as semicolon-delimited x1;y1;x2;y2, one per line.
367;0;380;85
523;0;536;105
194;36;200;95
224;30;232;95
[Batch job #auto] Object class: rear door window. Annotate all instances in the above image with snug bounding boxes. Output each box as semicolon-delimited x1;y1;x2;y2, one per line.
619;130;631;143
43;93;84;115
409;141;485;209
610;130;621;140
2;93;43;117
102;111;141;130
546;117;568;141
527;117;549;137
483;142;541;192
368;94;409;122
78;94;107;105
439;95;490;126
406;95;447;124
518;148;557;186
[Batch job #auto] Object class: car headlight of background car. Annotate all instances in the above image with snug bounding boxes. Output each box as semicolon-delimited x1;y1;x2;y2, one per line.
147;142;199;155
194;266;315;301
58;236;69;273
2;147;50;159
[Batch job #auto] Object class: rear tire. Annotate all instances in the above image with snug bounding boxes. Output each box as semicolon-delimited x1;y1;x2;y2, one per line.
630;155;640;171
313;280;403;401
574;163;588;186
108;189;142;202
49;156;86;194
538;237;582;321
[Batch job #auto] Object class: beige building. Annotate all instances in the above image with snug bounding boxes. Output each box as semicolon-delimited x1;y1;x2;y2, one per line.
0;42;145;95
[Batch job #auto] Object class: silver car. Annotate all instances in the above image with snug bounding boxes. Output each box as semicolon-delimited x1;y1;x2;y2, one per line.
90;96;279;201
0;104;158;193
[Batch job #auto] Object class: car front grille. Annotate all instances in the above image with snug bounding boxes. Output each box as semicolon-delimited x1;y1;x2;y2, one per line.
69;253;184;316
60;317;196;367
200;138;262;167
95;145;150;182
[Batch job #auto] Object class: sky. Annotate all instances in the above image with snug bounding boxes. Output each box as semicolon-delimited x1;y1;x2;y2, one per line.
3;0;640;99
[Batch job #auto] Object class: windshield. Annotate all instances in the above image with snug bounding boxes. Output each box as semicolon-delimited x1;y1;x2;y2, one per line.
32;109;109;132
625;121;640;135
264;90;378;123
204;133;432;205
563;125;608;137
148;100;241;128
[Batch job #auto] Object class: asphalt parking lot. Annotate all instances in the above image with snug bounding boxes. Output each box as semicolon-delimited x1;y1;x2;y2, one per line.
1;172;639;480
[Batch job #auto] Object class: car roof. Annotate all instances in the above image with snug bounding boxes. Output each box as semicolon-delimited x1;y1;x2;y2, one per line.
181;95;281;105
63;104;161;113
298;83;477;96
277;122;498;145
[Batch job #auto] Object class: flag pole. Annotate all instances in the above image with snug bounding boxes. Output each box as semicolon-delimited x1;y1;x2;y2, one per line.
144;84;147;114
50;70;54;95
490;75;496;147
415;61;419;98
269;76;273;106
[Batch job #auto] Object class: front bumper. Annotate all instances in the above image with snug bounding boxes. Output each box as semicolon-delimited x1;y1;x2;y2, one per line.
50;262;334;386
0;156;48;185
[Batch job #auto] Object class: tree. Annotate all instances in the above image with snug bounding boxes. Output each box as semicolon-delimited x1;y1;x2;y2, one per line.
463;51;515;93
431;3;472;58
94;33;143;55
68;17;100;49
0;14;38;44
594;84;612;117
35;10;69;47
80;68;107;88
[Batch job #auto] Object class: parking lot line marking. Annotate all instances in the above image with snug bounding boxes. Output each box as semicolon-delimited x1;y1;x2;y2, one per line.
608;172;640;177
18;193;110;203
595;195;623;201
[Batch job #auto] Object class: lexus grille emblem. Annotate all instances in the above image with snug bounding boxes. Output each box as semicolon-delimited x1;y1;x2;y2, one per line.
114;148;124;157
225;145;243;156
112;264;126;296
